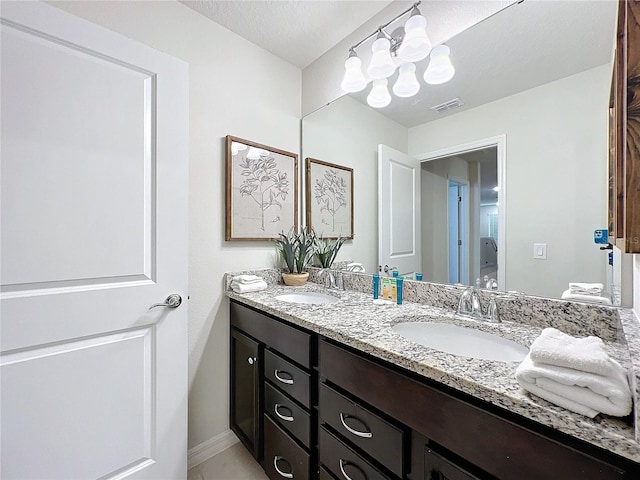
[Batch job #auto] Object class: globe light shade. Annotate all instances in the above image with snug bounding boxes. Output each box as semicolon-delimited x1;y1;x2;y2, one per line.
398;12;432;62
424;45;455;85
366;36;396;80
231;141;247;156
341;55;367;93
367;79;391;108
392;63;420;98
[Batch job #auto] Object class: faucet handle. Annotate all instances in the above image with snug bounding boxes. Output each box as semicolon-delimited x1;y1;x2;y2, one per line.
484;294;502;323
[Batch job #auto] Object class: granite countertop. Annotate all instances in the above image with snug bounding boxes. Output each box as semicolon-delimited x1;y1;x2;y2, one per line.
226;279;640;464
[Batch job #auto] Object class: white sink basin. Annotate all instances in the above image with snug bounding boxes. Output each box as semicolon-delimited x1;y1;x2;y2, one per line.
392;322;528;362
274;292;339;305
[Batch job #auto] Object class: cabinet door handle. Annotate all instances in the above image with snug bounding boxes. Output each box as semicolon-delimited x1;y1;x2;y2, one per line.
274;403;294;422
339;413;372;438
273;455;294;479
247;357;257;365
274;369;294;385
339;459;366;480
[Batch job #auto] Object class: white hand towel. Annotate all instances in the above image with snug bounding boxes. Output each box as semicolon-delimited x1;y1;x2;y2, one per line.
568;282;603;295
529;328;613;376
231;280;268;293
232;274;264;284
516;354;632;418
561;290;612;305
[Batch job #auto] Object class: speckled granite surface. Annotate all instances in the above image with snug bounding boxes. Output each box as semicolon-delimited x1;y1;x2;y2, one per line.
225;269;640;463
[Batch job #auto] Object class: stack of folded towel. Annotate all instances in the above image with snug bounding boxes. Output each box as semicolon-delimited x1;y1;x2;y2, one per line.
515;328;632;418
230;274;268;293
561;282;611;305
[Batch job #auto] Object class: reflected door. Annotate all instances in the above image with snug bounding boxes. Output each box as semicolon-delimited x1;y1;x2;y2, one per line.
378;144;422;276
1;3;188;479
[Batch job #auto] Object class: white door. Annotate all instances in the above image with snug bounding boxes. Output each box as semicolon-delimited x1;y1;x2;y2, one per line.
378;144;422;276
1;3;189;479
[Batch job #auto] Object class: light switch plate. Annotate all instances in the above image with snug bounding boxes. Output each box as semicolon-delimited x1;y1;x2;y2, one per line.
533;243;547;259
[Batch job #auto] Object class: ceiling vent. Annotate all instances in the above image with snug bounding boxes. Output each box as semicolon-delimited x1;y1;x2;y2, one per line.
430;98;464;113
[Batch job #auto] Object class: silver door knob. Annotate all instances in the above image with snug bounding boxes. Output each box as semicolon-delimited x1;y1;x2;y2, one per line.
149;294;182;310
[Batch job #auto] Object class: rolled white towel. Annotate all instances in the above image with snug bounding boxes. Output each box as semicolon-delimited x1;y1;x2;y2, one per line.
232;274;264;284
231;280;268;293
568;282;603;296
516;354;632;418
561;290;612;305
530;328;613;376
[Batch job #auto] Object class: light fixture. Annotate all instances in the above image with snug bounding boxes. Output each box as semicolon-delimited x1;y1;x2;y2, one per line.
367;79;391;108
341;1;454;107
492;186;500;192
424;45;455;85
231;141;247;156
397;6;431;62
246;147;269;160
341;49;367;93
366;31;396;80
393;63;420;98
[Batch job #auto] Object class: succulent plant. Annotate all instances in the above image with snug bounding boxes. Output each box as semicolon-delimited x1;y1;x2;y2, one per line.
313;232;346;268
274;228;314;273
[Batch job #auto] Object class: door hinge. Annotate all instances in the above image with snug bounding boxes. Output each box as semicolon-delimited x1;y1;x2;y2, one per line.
458;240;462;246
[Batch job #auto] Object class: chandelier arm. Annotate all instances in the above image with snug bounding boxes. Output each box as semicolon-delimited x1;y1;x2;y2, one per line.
348;1;421;53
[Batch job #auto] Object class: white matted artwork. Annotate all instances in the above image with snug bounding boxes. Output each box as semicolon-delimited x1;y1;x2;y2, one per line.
305;157;353;239
226;135;298;240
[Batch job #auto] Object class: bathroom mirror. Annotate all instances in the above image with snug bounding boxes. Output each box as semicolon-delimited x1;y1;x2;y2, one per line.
302;0;618;301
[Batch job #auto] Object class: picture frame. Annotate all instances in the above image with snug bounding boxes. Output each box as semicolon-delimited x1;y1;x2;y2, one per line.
305;157;354;239
225;135;298;241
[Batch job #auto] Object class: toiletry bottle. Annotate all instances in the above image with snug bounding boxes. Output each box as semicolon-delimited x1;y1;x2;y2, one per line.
391;278;397;302
373;274;380;299
392;269;399;278
416;272;423;281
382;277;390;299
397;277;403;304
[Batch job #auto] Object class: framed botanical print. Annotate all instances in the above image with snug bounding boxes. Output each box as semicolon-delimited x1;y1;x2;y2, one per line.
225;135;298;240
305;157;353;239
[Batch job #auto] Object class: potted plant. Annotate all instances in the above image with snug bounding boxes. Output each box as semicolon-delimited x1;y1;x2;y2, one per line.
313;233;346;269
275;229;314;286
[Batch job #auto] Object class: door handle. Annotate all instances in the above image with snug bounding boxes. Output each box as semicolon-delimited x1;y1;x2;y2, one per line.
149;294;182;310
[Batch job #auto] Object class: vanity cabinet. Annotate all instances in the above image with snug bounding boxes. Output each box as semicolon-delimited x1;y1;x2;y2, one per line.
230;299;640;479
230;301;316;478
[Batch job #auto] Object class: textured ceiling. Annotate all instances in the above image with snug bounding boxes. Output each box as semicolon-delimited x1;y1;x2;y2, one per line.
181;0;395;68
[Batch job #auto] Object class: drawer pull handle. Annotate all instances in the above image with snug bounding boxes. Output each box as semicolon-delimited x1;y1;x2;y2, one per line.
339;459;366;480
273;455;294;479
274;369;294;385
274;403;294;422
339;413;372;438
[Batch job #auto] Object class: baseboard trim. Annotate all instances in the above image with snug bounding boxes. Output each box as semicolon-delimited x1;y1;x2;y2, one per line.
187;429;239;469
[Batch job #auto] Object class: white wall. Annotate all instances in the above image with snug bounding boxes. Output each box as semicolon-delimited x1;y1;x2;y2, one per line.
409;65;610;298
49;0;301;449
302;95;407;273
480;205;499;237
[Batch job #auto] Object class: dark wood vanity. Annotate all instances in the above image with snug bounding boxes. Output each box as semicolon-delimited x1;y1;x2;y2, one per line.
229;299;640;480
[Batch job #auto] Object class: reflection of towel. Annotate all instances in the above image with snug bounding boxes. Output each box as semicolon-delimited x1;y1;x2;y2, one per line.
516;355;632;418
231;280;268;293
529;328;612;375
232;274;264;284
569;282;603;295
561;290;612;305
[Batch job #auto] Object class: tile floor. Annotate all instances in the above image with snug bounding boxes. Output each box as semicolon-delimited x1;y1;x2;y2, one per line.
187;442;269;480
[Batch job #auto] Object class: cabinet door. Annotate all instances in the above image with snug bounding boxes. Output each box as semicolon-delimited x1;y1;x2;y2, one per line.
231;329;262;460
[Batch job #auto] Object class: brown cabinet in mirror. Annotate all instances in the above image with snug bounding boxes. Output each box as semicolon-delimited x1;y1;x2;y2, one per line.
610;0;640;253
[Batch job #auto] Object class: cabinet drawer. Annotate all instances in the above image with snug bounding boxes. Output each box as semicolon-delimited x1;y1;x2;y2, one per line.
320;339;626;480
320;426;393;480
265;381;311;448
424;447;481;480
319;467;336;480
231;301;311;368
265;349;311;408
264;414;310;480
319;382;405;478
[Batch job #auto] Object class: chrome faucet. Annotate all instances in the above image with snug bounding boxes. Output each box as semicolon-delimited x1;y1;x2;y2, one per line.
456;279;501;323
320;269;343;289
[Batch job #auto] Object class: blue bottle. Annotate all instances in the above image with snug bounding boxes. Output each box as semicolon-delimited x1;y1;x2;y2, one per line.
373;274;380;299
416;272;423;281
396;278;403;304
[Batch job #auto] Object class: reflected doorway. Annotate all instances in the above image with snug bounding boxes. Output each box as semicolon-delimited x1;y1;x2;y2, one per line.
448;181;469;285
